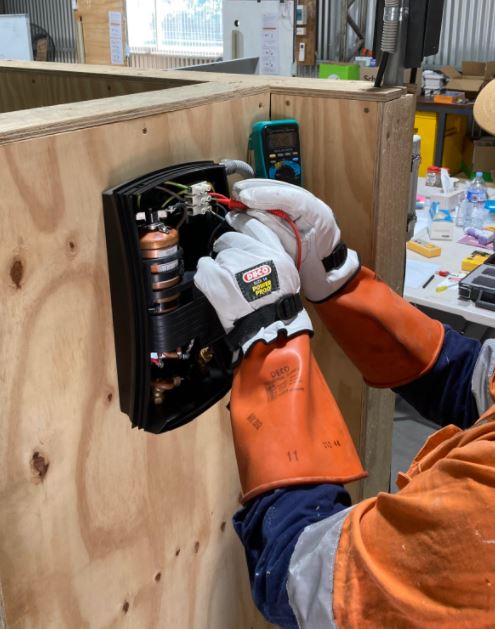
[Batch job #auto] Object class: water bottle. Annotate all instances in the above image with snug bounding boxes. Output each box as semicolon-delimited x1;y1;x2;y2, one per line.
467;172;489;229
459;197;473;228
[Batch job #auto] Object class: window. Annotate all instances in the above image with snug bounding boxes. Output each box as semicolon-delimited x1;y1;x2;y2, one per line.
127;0;223;59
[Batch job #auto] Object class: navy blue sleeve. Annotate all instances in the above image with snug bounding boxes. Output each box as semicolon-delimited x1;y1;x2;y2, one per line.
233;483;351;629
394;325;481;429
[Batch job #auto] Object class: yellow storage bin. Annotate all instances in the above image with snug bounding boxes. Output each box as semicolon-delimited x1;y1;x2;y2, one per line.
414;112;467;176
443;127;465;174
414;112;436;176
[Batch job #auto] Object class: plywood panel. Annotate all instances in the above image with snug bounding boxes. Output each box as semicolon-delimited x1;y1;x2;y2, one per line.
0;68;198;114
271;93;413;498
76;0;127;66
361;94;415;497
0;82;267;144
0;92;273;628
271;95;381;460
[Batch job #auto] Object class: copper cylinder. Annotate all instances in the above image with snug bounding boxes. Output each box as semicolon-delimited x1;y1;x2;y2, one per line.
139;224;181;312
139;227;179;258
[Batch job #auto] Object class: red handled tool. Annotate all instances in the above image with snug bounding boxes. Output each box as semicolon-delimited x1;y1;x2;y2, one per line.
210;192;302;270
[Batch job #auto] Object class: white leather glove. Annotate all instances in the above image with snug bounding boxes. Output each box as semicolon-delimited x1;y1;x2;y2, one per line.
194;222;312;357
227;179;360;302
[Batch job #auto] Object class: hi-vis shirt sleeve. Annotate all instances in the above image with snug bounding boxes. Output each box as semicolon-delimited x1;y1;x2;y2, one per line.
233;484;352;629
472;339;495;415
394;325;481;428
287;506;354;629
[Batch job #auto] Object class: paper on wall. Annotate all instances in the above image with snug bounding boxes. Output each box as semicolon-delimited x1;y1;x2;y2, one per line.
261;13;280;75
108;11;124;65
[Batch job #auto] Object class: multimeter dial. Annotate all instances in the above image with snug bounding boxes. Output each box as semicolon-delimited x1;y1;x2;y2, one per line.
269;160;302;184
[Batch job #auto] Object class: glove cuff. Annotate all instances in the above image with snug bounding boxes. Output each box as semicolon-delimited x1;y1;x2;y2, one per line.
226;294;303;349
231;309;313;363
322;241;349;272
305;248;361;303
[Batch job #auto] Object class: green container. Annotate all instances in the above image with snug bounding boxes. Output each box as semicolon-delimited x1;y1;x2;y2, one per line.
319;62;360;80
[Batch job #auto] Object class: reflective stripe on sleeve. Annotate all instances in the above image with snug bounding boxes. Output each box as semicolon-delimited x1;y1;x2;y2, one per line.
472;339;495;416
286;506;354;629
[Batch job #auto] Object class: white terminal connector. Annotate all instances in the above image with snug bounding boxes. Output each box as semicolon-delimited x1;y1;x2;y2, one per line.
187;181;212;216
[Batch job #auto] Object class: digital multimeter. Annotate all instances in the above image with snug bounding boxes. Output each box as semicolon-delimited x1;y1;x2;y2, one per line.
249;119;302;186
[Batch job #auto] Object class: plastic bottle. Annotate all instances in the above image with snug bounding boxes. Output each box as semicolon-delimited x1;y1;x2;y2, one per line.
458;197;472;228
463;172;488;229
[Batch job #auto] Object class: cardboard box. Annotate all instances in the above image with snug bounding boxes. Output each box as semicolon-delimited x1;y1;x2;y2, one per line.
442;61;495;98
430;190;464;211
359;66;378;82
462;61;485;76
473;137;495;172
359;66;422;86
485;61;495;80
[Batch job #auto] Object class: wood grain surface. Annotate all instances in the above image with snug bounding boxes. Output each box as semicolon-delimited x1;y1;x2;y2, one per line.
271;93;413;498
76;0;127;66
0;81;268;144
0;60;405;112
0;68;413;625
0;67;197;114
0;92;273;629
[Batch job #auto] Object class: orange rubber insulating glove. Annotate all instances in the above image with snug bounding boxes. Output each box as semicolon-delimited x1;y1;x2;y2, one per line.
230;333;367;504
315;267;445;389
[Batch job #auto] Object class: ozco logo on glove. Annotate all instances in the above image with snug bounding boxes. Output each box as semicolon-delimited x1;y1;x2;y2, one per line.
236;260;280;302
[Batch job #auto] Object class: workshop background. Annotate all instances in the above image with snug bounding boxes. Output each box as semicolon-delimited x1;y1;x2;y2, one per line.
0;0;494;627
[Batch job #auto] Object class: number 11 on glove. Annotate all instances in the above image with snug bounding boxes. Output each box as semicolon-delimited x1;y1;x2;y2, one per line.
194;223;366;503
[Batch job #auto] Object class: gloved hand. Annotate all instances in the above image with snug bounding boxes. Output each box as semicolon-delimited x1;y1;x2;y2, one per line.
227;178;360;302
194;221;312;357
195;223;366;503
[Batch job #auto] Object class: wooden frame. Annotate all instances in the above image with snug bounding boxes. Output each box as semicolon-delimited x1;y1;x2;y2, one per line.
0;61;413;628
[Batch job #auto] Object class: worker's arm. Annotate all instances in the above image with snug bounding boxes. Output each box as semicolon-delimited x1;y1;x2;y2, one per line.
314;267;487;428
194;224;366;628
228;180;493;427
233;483;351;628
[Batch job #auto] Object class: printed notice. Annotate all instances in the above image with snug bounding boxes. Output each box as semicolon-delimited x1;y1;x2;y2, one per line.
108;11;124;65
260;13;280;75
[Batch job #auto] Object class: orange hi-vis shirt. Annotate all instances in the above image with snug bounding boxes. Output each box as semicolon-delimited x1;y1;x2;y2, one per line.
333;413;495;628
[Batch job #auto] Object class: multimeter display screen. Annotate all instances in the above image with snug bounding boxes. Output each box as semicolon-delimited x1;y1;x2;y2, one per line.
268;130;297;149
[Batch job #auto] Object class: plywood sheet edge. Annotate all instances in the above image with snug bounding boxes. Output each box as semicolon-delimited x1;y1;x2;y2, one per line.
268;78;405;102
0;61;406;103
0;81;270;144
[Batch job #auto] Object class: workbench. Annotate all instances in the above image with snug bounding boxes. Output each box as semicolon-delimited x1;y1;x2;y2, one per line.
404;181;495;340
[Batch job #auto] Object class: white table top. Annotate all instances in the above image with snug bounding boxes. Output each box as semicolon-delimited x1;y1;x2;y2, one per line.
404;179;495;328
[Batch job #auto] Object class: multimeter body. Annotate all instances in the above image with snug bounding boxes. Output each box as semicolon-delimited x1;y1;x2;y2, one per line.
250;119;302;186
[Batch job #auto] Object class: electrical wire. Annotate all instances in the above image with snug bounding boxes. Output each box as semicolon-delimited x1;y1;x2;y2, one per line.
173;203;188;229
165;180;189;190
209;202;227;221
209;193;302;271
267;209;302;271
207;221;227;254
156;185;189;208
